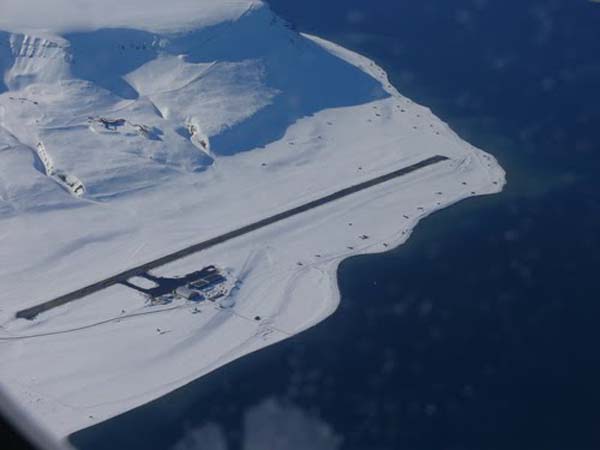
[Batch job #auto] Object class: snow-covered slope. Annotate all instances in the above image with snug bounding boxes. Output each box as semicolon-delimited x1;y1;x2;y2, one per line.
0;0;505;440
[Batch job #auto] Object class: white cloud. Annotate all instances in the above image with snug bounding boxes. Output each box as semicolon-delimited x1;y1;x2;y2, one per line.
169;398;342;450
243;398;342;450
171;422;228;450
0;0;258;34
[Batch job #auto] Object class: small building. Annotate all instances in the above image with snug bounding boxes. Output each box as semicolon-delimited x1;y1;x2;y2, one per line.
99;118;126;130
189;271;226;292
174;286;203;302
190;279;209;290
204;273;226;284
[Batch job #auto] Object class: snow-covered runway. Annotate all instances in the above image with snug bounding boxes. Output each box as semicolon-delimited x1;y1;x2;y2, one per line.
16;155;448;320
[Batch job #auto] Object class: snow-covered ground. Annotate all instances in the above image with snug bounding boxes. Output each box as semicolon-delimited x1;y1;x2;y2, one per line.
0;0;505;440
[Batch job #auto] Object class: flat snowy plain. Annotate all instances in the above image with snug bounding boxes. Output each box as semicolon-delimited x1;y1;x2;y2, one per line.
0;0;505;440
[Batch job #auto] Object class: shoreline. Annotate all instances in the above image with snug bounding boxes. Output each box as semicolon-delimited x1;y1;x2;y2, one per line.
0;11;505;439
69;171;506;449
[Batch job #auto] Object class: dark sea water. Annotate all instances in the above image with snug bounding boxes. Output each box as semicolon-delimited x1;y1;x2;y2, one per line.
71;1;600;449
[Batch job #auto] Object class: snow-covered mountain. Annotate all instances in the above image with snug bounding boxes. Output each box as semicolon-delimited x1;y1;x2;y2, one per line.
0;0;505;439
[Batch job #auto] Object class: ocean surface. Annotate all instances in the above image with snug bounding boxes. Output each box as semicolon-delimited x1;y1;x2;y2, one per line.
71;1;600;449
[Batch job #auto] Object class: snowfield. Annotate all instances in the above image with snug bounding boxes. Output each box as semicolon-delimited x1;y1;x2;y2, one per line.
0;0;505;440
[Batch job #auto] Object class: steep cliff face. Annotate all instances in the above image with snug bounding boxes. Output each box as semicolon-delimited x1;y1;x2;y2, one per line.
4;34;71;91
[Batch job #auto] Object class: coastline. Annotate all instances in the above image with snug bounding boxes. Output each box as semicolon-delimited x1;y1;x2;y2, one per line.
69;177;508;450
0;9;504;439
68;1;600;448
